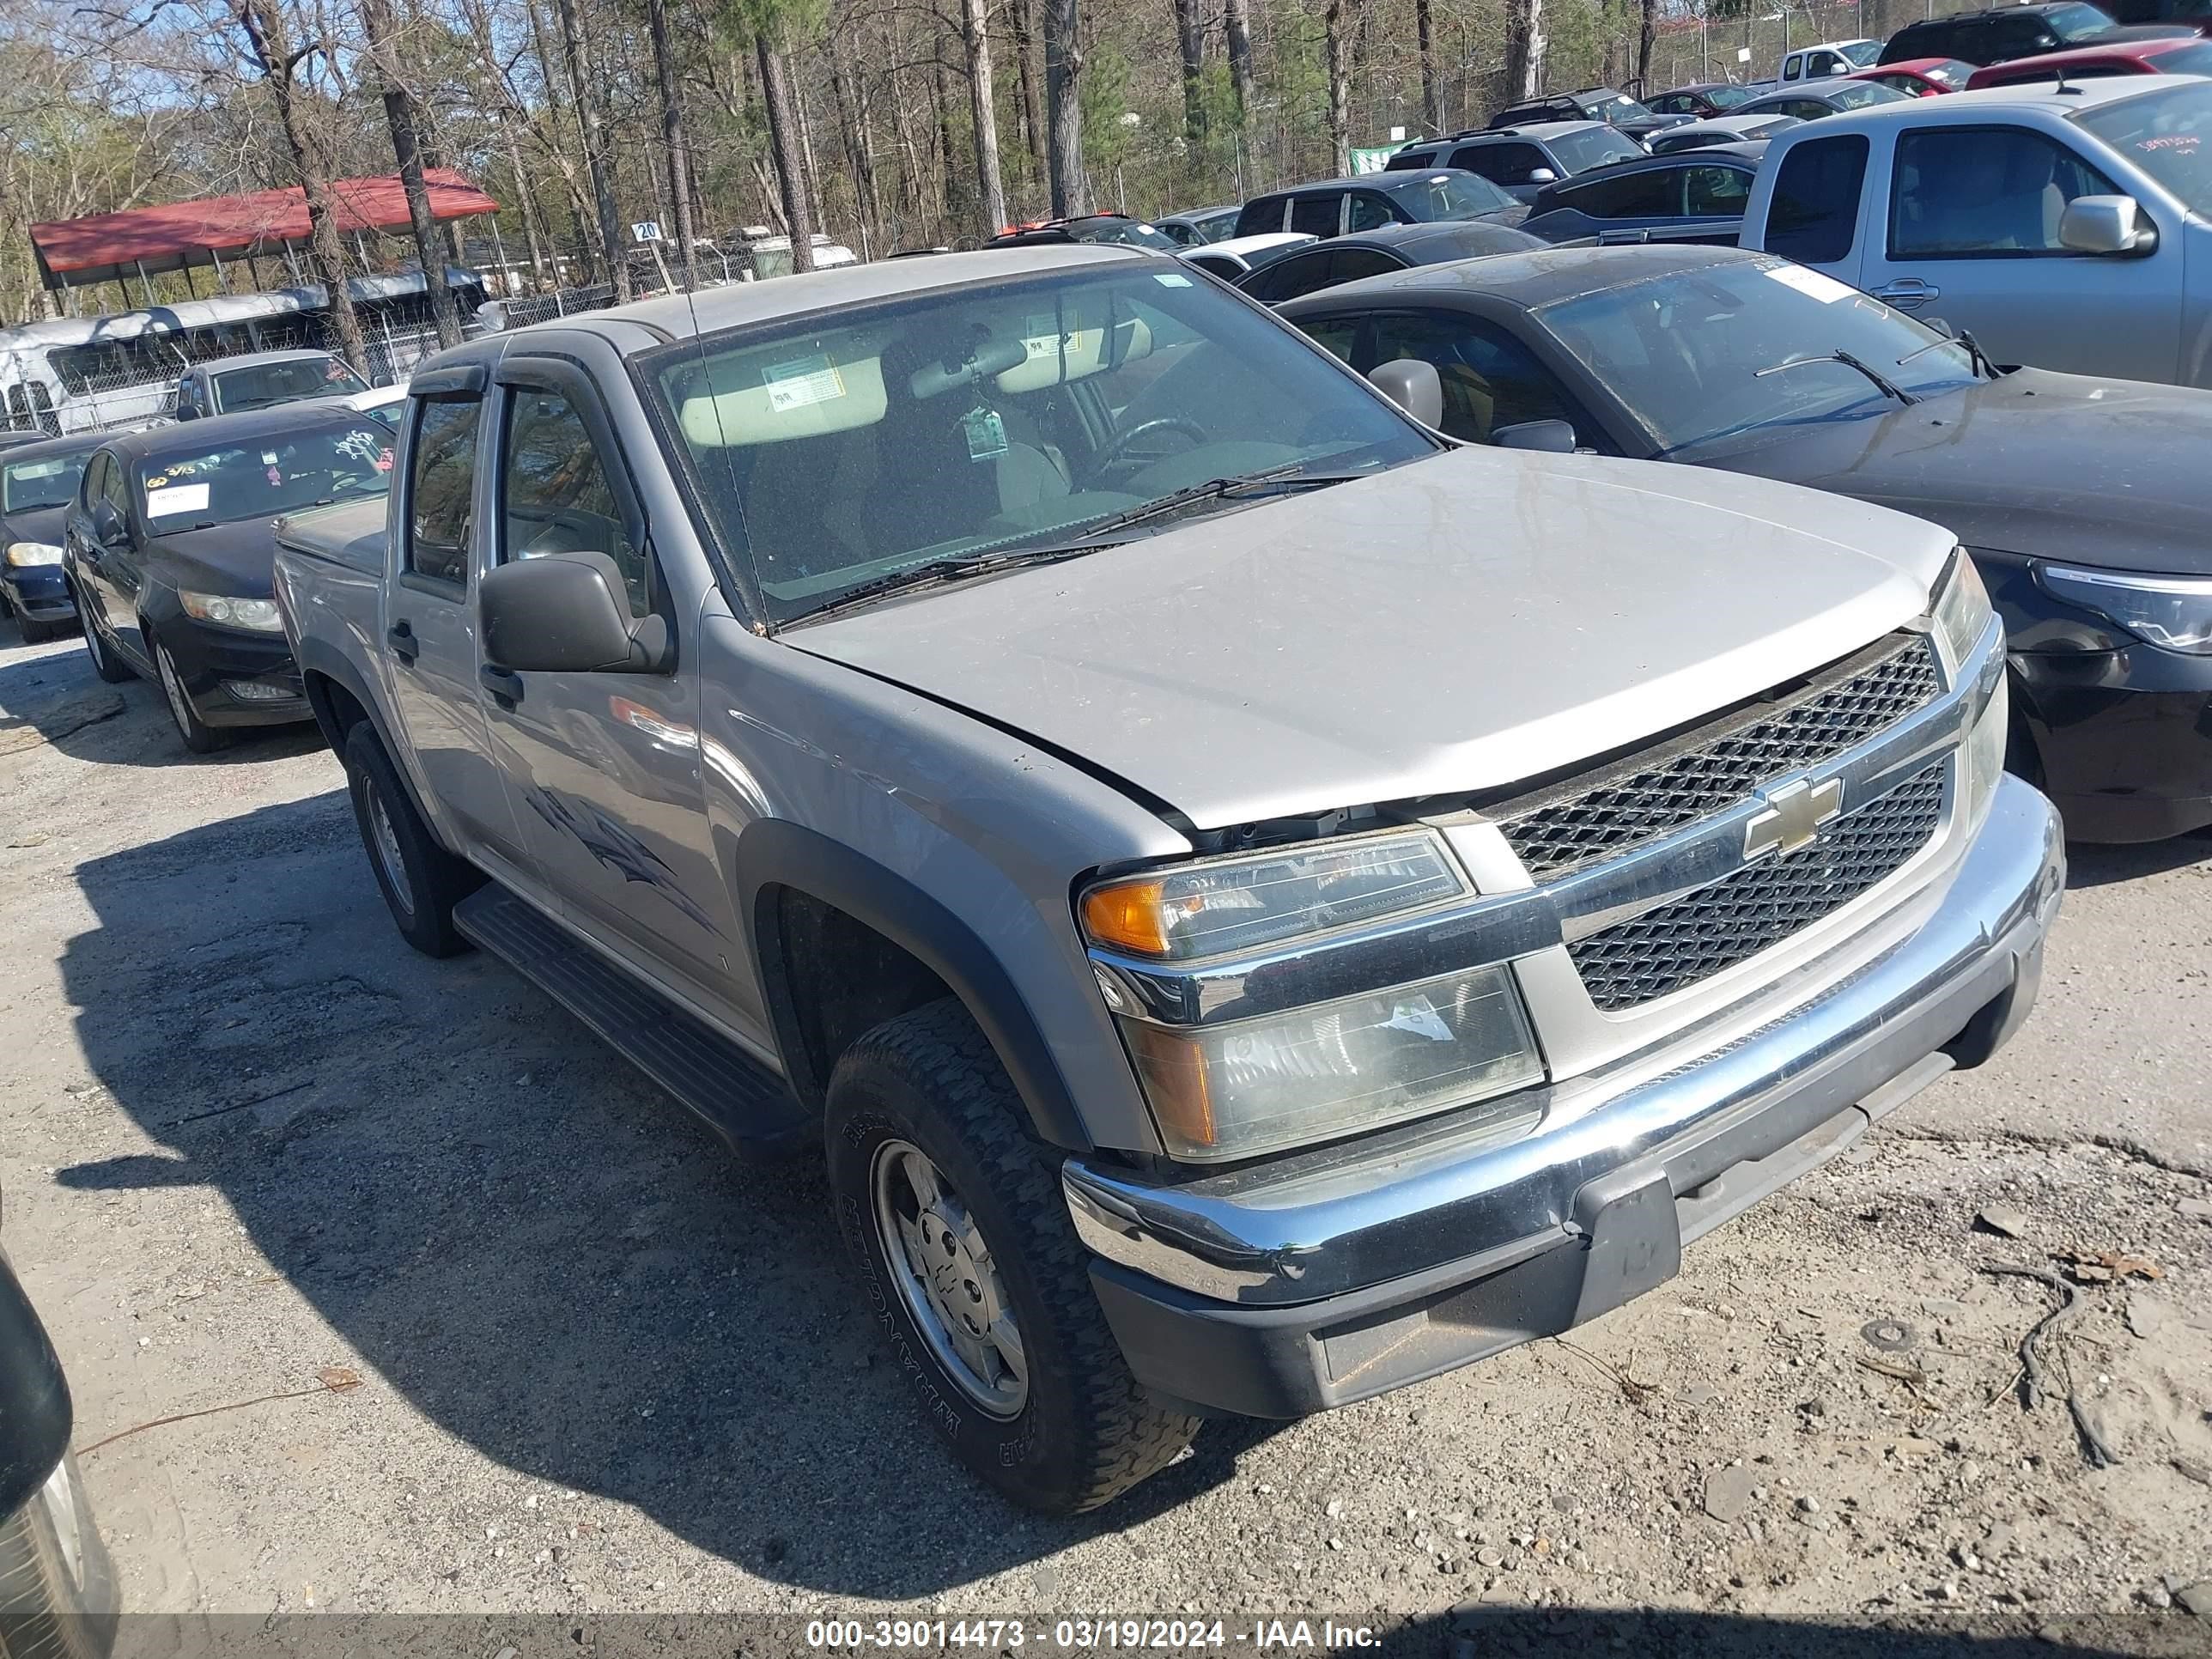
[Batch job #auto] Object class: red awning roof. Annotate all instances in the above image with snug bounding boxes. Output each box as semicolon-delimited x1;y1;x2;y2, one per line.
29;171;500;290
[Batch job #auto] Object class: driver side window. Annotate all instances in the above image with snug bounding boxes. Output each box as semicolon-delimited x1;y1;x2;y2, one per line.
499;388;647;614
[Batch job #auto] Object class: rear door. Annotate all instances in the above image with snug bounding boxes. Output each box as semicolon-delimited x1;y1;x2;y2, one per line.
1450;141;1553;202
1857;119;2182;377
382;367;532;866
1748;130;1874;284
478;355;734;1010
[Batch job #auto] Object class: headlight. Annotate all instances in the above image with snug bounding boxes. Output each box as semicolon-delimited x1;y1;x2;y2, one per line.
2038;564;2212;655
1120;963;1544;1160
1930;549;1994;668
3;541;63;568
179;591;283;631
1961;671;2008;833
1081;830;1468;962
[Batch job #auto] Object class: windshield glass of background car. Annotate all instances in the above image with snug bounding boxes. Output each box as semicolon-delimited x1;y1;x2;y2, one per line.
3;451;90;512
650;267;1431;624
2078;80;2212;205
1539;258;1979;453
1550;126;1646;173
1841;40;1882;64
1833;80;1909;106
1705;83;1755;108
2047;0;2119;36
133;422;396;531
1590;92;1656;120
215;357;370;410
1391;172;1515;217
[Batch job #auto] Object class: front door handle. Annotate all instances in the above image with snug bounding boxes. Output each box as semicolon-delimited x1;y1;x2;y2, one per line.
1872;278;1939;309
479;663;525;708
386;621;420;664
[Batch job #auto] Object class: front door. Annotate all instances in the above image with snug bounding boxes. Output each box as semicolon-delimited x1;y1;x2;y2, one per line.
384;386;532;866
1858;122;2183;380
478;358;737;1014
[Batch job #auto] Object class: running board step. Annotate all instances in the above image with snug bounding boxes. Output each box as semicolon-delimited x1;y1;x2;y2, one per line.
454;884;809;1159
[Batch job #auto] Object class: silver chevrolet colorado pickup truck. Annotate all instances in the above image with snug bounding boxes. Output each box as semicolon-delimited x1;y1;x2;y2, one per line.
272;243;2062;1513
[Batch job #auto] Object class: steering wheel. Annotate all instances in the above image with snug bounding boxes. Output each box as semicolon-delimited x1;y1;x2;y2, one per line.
1099;416;1210;471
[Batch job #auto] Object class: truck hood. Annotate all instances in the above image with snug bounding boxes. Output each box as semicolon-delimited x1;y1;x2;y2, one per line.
145;520;282;598
1674;368;2212;574
787;447;1950;830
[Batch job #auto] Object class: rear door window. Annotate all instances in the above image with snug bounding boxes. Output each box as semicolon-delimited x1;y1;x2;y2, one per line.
1764;133;1870;264
1232;197;1288;236
1329;248;1405;283
1289;194;1343;238
404;397;481;586
1242;247;1346;302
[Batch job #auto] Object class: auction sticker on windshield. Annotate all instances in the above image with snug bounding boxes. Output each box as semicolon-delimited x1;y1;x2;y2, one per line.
1764;264;1856;304
145;483;210;517
765;355;846;411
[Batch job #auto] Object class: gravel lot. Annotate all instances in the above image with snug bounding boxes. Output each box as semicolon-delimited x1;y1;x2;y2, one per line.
2;630;2209;1651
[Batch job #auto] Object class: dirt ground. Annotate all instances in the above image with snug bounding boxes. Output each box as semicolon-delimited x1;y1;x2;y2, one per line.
2;630;2209;1652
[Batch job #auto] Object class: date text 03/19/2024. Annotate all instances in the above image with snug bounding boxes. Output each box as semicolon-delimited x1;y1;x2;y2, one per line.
803;1620;1382;1650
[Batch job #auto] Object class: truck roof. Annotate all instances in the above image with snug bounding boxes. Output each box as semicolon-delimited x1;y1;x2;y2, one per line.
557;244;1146;349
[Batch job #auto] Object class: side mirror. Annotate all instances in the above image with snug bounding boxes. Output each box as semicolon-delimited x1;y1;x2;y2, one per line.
1492;419;1580;454
89;499;125;546
1367;358;1444;428
1525;167;1559;184
479;552;671;674
2058;195;2157;257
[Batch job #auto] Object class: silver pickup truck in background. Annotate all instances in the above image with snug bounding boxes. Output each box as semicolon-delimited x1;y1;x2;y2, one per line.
273;244;2063;1514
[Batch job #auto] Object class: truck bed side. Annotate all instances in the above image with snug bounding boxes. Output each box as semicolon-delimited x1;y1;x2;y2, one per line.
270;497;413;803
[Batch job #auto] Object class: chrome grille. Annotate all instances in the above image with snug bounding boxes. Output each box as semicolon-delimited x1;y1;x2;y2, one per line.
1569;762;1947;1012
1497;636;1941;878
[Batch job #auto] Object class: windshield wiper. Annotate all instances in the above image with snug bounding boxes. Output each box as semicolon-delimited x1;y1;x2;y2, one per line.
1070;462;1370;539
800;544;1106;623
1754;349;1918;408
1896;328;1993;380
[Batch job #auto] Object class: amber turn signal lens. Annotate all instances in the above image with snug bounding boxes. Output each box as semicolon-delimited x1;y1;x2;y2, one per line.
1121;1023;1217;1149
1081;879;1172;957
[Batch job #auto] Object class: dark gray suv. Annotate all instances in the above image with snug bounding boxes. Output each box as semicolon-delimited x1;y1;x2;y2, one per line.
1386;122;1647;204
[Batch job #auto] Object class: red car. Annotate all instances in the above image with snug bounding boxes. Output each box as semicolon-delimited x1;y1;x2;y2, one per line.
1964;30;2212;83
1844;57;1976;94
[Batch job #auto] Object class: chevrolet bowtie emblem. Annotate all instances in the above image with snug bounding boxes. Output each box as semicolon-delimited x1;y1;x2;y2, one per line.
1744;775;1845;859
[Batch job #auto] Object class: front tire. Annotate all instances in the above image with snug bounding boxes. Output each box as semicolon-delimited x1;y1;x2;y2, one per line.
826;999;1198;1514
153;635;230;754
76;590;131;683
341;721;482;957
16;609;58;646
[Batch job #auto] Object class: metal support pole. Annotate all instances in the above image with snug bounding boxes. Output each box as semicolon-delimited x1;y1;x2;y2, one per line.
134;260;156;307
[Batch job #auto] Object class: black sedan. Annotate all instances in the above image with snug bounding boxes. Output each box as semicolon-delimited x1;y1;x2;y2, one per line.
1;434;100;644
1279;244;2212;842
64;405;394;754
1645;81;1768;118
1230;218;1546;304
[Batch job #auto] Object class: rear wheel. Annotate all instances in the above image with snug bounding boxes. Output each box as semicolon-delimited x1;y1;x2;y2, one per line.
341;720;481;957
825;999;1198;1514
153;635;229;755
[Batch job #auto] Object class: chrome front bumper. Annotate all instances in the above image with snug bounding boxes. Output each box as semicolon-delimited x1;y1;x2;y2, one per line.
1066;775;2062;1347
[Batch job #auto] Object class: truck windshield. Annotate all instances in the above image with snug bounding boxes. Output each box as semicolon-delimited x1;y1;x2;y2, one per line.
1538;258;1980;454
3;447;92;512
2048;1;2120;40
213;356;369;412
134;422;395;532
648;264;1434;624
2075;80;2212;210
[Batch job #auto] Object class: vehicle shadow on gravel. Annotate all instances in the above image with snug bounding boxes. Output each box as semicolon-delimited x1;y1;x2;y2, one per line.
0;642;326;769
1381;1607;2189;1656
2063;836;2209;891
52;793;1272;1599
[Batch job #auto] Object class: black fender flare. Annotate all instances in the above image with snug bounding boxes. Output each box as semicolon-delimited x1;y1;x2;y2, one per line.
732;818;1093;1152
292;638;447;845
